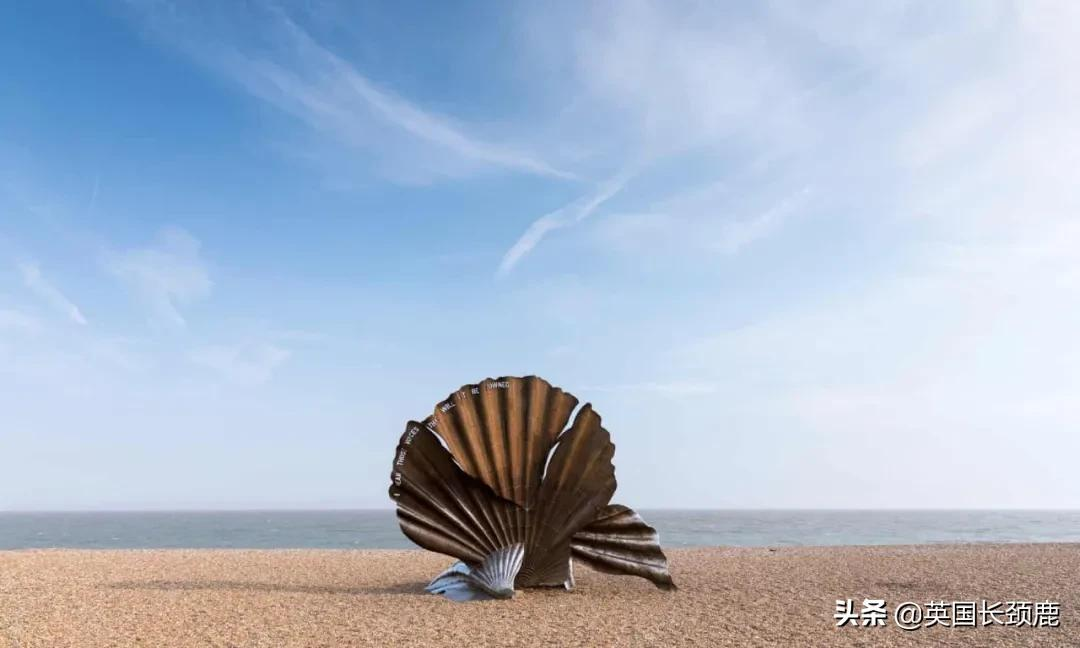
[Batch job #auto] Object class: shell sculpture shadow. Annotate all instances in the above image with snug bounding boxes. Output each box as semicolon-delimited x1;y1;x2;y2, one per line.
389;375;676;601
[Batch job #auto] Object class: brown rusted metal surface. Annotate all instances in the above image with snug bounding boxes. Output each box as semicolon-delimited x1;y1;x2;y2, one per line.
571;504;678;591
388;375;676;599
426;377;577;509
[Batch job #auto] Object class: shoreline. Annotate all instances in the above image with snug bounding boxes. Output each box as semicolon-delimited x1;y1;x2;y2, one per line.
4;539;1080;551
2;544;1077;646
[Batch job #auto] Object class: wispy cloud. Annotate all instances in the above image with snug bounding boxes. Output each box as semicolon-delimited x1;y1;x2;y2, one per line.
542;1;816;156
498;170;633;276
190;341;291;385
129;5;574;184
16;262;87;325
499;1;835;273
105;226;211;328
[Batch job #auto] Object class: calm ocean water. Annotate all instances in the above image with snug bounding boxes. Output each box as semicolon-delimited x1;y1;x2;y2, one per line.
3;510;1080;550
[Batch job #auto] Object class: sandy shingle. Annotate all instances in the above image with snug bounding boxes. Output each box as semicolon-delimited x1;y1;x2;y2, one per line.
0;545;1076;646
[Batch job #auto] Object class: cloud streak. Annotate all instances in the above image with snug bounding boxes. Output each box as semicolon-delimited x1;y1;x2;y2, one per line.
131;5;574;183
498;169;633;276
17;262;87;325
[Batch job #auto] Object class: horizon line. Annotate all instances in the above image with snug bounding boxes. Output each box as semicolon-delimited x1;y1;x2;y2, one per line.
4;507;1080;514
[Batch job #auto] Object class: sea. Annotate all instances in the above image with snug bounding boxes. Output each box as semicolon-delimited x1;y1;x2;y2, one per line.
3;510;1080;550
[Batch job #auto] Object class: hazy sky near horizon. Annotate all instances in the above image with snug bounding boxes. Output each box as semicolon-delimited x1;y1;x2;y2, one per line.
3;1;1079;510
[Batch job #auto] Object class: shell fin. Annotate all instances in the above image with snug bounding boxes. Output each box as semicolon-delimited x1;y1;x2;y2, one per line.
570;504;677;590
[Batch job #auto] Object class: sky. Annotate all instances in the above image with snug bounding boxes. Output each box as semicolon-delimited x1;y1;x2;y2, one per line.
2;0;1079;510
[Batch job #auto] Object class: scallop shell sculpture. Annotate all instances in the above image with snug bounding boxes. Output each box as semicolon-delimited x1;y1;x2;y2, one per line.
388;375;676;601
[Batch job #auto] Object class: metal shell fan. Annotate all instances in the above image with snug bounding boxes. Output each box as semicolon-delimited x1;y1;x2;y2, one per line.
389;376;676;601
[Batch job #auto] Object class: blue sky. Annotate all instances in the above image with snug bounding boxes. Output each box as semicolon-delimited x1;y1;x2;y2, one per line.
3;1;1079;510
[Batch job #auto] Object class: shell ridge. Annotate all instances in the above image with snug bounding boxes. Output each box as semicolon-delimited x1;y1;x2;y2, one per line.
504;378;526;506
434;395;492;494
465;475;510;550
476;382;514;547
456;387;500;491
391;422;526;563
521;378;549;553
397;510;485;563
544;404;599;491
522;377;545;511
434;377;574;510
396;487;495;560
395;491;491;558
479;381;512;499
424;421;521;552
392;429;503;554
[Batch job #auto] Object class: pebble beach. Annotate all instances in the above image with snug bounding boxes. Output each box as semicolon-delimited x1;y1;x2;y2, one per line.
1;544;1077;647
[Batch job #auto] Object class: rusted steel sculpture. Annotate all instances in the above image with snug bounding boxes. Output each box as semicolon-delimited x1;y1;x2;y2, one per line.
389;375;676;601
